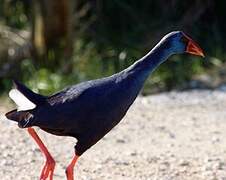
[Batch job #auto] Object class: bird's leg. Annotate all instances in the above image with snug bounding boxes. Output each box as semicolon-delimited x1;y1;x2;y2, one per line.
66;154;79;180
27;127;55;180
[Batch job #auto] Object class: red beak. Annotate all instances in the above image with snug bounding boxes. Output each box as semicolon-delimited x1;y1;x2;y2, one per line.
184;33;205;57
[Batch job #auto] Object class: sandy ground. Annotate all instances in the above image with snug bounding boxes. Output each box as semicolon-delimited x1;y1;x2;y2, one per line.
1;90;226;180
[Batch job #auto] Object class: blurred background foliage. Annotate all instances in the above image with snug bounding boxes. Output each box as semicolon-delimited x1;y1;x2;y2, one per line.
0;0;226;95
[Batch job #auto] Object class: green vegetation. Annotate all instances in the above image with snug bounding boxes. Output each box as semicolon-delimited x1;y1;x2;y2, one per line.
0;0;225;95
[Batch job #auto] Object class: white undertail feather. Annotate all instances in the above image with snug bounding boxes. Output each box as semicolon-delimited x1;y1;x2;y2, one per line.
9;89;36;111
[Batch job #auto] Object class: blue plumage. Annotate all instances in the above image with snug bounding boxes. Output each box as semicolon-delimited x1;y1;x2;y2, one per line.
6;31;203;156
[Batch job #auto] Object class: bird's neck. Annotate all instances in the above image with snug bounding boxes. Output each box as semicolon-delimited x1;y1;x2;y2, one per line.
112;43;174;111
125;43;173;82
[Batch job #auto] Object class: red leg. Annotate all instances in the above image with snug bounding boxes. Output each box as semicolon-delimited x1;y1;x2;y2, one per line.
27;127;55;180
66;154;79;180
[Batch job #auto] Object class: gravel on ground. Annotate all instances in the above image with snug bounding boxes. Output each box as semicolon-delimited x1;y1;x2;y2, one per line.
1;90;226;180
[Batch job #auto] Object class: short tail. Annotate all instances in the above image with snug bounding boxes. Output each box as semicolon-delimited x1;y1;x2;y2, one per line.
5;110;34;128
5;80;46;128
10;80;46;110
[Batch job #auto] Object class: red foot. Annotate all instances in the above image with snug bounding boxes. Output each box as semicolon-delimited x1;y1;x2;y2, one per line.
66;166;74;180
40;157;55;180
27;128;56;180
66;155;79;180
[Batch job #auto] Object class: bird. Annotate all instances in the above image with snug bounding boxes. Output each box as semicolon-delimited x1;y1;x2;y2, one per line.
5;31;204;180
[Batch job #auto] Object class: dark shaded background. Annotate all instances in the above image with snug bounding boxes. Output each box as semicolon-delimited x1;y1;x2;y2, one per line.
0;0;225;95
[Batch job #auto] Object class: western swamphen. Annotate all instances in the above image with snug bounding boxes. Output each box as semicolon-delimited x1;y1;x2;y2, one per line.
5;31;204;180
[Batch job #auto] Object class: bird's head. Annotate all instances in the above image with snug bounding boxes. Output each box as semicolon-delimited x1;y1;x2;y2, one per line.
160;31;204;57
